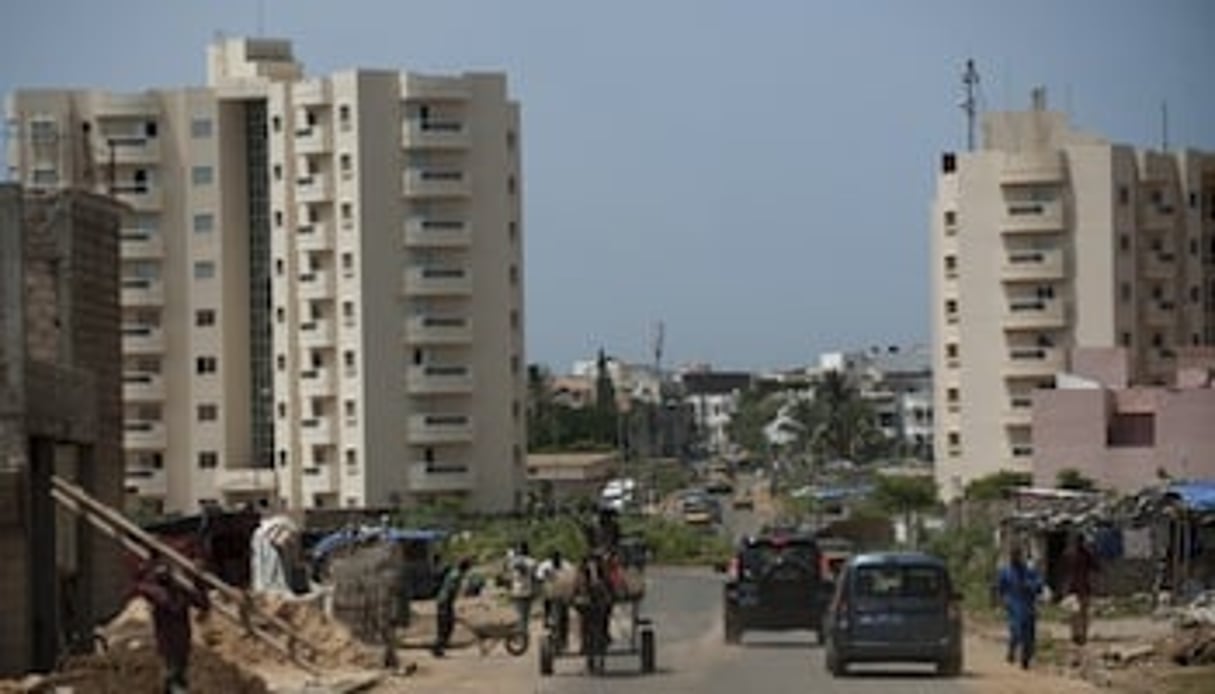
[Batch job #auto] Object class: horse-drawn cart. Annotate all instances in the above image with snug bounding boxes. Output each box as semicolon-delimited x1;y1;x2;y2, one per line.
539;536;656;676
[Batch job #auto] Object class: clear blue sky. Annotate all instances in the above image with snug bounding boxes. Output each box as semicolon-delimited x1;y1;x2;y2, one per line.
3;1;1213;370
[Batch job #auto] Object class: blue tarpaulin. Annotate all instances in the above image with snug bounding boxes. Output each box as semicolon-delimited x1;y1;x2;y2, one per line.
1167;482;1215;513
310;526;446;563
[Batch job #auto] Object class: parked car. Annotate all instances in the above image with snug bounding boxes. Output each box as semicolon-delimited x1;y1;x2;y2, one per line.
723;532;830;644
680;492;718;526
823;552;963;677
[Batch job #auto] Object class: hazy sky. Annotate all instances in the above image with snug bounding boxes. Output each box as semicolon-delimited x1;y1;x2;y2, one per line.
3;1;1213;370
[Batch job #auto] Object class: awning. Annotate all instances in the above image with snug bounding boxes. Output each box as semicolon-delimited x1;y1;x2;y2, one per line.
1167;482;1215;513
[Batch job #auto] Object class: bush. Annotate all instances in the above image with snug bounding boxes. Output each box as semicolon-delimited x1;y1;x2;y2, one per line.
923;518;1000;612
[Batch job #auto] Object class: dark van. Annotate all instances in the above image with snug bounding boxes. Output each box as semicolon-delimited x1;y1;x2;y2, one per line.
723;533;830;644
823;552;962;677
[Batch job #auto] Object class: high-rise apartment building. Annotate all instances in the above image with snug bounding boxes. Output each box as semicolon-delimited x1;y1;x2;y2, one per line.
931;94;1215;500
5;38;526;513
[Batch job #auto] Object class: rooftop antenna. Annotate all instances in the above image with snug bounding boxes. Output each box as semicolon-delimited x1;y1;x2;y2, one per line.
1161;100;1169;152
961;59;980;151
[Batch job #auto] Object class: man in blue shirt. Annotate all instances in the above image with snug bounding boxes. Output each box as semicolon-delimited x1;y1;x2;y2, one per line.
997;545;1043;669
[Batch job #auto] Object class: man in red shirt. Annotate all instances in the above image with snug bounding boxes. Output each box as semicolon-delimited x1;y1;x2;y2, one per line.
134;556;211;692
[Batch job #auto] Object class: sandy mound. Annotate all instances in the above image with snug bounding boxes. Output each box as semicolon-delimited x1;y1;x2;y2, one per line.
58;646;267;694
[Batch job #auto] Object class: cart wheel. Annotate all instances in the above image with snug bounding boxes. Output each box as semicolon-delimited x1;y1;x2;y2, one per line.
506;630;529;656
539;637;554;676
640;628;656;674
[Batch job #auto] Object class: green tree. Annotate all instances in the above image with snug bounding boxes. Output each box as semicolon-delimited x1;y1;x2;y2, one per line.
872;474;939;547
963;469;1032;501
783;370;891;464
728;386;782;455
1055;468;1097;492
594;349;619;445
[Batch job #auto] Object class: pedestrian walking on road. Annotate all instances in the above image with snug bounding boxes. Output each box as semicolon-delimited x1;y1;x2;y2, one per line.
134;556;210;693
507;542;538;632
1062;531;1099;645
432;558;471;657
536;550;570;651
997;545;1043;669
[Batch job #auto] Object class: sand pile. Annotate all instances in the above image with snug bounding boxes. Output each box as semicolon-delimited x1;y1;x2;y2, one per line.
57;647;267;694
102;592;381;674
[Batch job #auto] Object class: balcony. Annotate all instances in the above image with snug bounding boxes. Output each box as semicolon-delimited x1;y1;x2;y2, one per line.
120;230;164;259
408;414;474;444
124;420;167;449
1145;300;1177;326
294;78;332;106
298;269;335;299
299;319;336;348
296;222;333;252
122;324;164;353
1143;251;1176;280
402;120;470;149
1003;347;1065;378
401;75;470;101
403;218;471;248
1002;249;1064;282
1141;202;1177;230
403;266;472;296
404;316;473;345
1001;200;1065;234
999;152;1066;186
121;278;164;306
122;372;164;401
296;172;333;203
1003;299;1066;330
299;367;335;396
407;365;473;395
216;469;278;495
402;169;471;198
294;126;332;154
300;416;335;444
408;462;474;493
96;135;160;164
125;467;167;497
113;185;162;211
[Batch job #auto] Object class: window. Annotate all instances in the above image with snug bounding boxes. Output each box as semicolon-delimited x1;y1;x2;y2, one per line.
275;258;284;276
340;153;352;173
1118;185;1129;205
506;129;517;151
278;402;286;418
946;343;958;359
511;354;520;375
946;388;959;403
197;451;218;469
145;120;158;138
308;206;320;224
276;307;285;323
344;400;356;420
31;169;59;187
196;356;217;374
342;301;354;323
274;210;283;227
507;176;517;195
190;118;213;138
1120;282;1132;302
1152;332;1164;348
338;104;351;124
195;309;215;327
343;350;355;369
341;202;353;220
271;115;282;133
197;404;218;421
273;164;282;181
947;431;960;446
276;354;285;371
943;210;956;226
1119;234;1130;252
191;166;214;186
509;265;519;286
345;449;357;466
510;310;519;330
1108;413;1155;447
945;299;958;315
341;252;353;275
509;221;518;241
1121;332;1132;347
193;213;214;233
944;255;957;274
941;152;956;173
193;261;215;280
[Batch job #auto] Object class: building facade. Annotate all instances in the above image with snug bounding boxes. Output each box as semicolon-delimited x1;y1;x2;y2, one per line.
931;94;1215;499
5;38;526;513
1032;347;1215;493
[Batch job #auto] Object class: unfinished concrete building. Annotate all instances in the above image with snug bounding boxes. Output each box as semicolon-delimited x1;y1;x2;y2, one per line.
0;184;124;675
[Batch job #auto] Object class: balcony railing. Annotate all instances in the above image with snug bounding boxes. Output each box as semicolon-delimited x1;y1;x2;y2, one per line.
120;230;164;258
402;168;471;197
120;278;164;306
1001;249;1064;282
403;266;472;296
298;269;335;297
999;152;1066;185
296;171;333;203
404;315;473;345
407;365;473;395
122;372;165;401
123;420;167;449
402;119;470;149
299;319;336;347
403;218;471;247
408;414;474;444
408;461;474;492
121;324;165;353
1001;200;1065;233
1003;299;1066;330
1003;347;1065;377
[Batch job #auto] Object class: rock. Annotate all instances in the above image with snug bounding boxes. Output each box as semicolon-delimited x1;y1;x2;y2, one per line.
1103;643;1155;666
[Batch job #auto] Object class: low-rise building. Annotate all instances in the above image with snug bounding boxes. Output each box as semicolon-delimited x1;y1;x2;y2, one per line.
526;451;616;502
1032;347;1215;493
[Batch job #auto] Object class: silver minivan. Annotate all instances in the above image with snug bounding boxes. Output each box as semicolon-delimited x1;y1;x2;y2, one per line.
823;552;963;677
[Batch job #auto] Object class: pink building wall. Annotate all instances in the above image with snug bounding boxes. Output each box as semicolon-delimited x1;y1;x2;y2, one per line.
1033;351;1215;493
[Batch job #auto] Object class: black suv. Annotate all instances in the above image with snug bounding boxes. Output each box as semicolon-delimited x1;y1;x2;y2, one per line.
723;533;830;644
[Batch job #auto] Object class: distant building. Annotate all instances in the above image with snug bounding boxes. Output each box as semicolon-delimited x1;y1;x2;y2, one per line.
679;369;753;455
1032;347;1215;493
931;92;1215;500
0;185;124;674
6;37;526;513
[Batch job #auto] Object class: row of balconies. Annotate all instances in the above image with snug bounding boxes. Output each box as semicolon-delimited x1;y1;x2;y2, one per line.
1001;249;1064;282
120;230;164;258
294;217;473;252
297;413;474;446
402;168;471;198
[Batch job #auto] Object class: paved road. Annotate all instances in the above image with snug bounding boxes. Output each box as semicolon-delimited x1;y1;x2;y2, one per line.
533;567;966;694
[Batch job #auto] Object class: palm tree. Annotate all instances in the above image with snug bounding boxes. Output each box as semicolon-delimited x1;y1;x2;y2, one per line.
783;369;889;464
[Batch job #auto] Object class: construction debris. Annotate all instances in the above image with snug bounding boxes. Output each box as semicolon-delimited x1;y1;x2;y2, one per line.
1168;626;1215;667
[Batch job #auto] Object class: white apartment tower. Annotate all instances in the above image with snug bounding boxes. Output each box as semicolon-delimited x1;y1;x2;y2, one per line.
931;93;1215;500
5;38;526;513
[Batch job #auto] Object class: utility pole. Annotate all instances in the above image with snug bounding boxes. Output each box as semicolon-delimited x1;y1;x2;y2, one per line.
961;59;980;152
1161;100;1170;152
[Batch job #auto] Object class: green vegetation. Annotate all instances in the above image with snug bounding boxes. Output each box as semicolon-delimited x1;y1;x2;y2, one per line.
526;356;620;452
1055;467;1098;492
923;517;1000;612
963;469;1032;501
870;474;939;547
727;385;783;456
782;370;892;464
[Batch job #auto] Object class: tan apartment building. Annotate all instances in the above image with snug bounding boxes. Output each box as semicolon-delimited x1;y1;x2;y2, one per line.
1032;347;1215;494
931;92;1215;500
5;37;526;514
